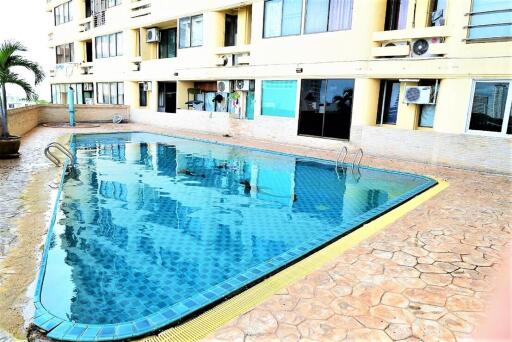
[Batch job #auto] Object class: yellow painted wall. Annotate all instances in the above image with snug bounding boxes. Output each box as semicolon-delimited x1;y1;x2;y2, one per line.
47;0;512;138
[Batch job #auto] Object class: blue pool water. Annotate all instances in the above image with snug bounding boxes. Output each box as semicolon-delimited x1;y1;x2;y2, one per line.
34;132;436;341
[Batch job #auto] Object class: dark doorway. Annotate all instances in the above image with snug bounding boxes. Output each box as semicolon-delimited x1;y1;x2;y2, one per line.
298;79;354;140
85;0;92;17
158;82;177;113
225;14;238;47
85;41;93;62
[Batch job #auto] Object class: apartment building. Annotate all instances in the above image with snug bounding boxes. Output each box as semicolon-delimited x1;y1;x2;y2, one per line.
47;0;512;172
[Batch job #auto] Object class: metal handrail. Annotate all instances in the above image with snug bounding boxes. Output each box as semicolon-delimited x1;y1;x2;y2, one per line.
44;142;75;167
335;146;364;174
352;148;364;169
335;146;348;170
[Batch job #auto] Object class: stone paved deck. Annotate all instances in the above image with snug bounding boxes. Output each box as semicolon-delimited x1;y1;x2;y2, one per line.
0;124;510;342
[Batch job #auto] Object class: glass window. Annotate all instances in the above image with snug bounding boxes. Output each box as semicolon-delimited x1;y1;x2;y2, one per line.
56;43;73;63
419;105;435;127
101;35;109;58
139;83;147;107
54;1;73;26
95;33;122;58
282;0;303;35
261;80;297;117
179;17;191;48
263;0;283;37
117;82;124;104
305;0;329;33
264;0;302;38
116;32;123;56
191;15;203;47
102;83;110;104
109;33;117;57
468;81;511;134
97;83;104;104
110;83;118;104
384;0;409;31
377;80;400;125
328;0;353;31
159;28;177;58
95;37;102;59
468;0;512;40
179;15;203;48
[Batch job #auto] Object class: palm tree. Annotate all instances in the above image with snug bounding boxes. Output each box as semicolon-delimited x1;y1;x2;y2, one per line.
0;40;44;138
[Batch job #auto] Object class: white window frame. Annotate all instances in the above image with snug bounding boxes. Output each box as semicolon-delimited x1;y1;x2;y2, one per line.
465;79;512;137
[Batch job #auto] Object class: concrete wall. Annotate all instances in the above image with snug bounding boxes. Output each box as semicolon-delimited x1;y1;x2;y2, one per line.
351;125;512;175
38;104;130;123
1;105;40;136
1;104;130;137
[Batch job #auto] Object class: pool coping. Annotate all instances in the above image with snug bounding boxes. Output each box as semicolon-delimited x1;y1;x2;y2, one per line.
33;131;441;341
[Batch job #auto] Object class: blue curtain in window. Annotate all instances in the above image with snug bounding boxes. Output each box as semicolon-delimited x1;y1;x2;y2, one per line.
261;80;297;118
469;0;512;39
305;0;329;33
264;0;283;37
282;0;303;35
328;0;353;31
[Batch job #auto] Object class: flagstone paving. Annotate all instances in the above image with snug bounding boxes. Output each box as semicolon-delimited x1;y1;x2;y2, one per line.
0;124;510;342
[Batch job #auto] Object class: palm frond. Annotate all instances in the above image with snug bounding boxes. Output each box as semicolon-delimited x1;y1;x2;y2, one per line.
3;71;37;101
8;55;45;84
0;41;26;70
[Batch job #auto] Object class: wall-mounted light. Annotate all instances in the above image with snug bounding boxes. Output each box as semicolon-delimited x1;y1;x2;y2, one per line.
296;67;303;73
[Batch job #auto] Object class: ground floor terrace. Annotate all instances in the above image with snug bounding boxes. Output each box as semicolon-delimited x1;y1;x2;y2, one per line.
0;122;510;342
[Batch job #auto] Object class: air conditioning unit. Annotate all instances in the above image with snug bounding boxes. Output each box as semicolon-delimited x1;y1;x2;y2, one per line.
234;80;251;91
146;28;160;43
215;55;233;67
404;86;433;104
411;38;440;57
217;80;232;93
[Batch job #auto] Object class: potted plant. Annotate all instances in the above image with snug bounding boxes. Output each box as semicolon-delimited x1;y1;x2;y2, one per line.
0;41;44;158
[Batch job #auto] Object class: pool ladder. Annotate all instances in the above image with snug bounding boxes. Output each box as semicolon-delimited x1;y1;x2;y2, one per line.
335;146;364;170
44;142;75;167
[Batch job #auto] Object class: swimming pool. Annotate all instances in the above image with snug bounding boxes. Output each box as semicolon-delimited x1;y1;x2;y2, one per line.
34;132;436;341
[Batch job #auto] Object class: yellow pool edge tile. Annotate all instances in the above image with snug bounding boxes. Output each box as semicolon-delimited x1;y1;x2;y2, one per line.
140;179;449;342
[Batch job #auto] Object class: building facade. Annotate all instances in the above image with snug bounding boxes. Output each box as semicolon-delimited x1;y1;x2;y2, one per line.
47;0;512;173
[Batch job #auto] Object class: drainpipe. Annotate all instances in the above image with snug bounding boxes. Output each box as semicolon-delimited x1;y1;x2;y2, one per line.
68;86;75;127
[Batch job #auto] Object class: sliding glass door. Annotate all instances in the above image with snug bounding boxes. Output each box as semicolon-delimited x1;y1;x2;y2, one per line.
298;79;354;140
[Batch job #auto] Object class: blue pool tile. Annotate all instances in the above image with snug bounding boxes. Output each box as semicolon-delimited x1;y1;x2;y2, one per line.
114;323;134;339
133;319;152;335
78;326;101;341
161;308;177;319
39;317;63;331
147;313;168;328
64;325;87;340
95;325;115;341
47;322;74;340
33;132;436;341
33;313;53;327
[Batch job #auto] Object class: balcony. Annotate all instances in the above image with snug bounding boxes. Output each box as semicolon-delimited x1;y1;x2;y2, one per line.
372;26;450;58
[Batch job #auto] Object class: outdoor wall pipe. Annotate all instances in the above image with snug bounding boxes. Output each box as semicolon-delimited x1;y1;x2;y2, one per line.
67;86;75;127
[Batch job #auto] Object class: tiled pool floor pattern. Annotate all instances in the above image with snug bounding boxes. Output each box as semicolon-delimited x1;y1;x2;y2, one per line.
0;124;510;342
35;133;435;340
